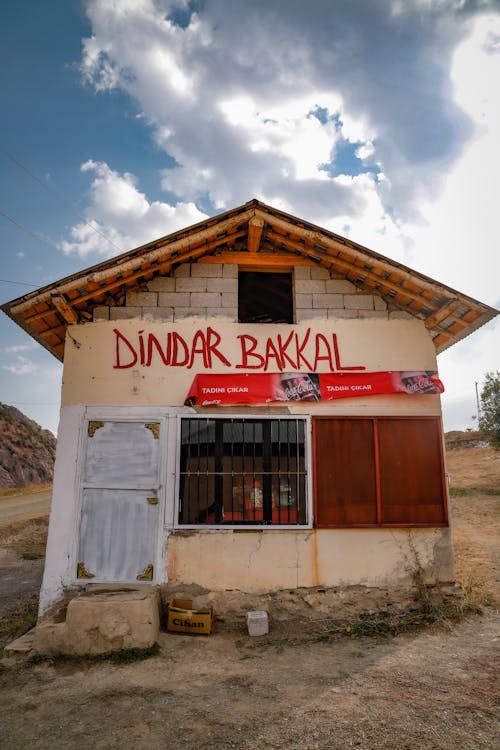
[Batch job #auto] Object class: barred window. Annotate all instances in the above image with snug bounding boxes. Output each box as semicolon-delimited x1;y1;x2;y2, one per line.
178;417;308;525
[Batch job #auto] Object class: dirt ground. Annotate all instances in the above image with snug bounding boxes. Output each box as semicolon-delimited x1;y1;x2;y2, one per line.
0;447;499;750
0;485;52;526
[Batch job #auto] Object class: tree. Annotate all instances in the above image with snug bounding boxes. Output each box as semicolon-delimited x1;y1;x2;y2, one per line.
479;371;500;449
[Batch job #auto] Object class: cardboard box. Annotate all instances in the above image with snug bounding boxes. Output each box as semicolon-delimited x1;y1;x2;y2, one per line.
167;598;213;635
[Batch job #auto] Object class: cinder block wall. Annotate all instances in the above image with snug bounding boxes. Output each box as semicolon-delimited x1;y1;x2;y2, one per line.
293;266;391;322
93;262;411;322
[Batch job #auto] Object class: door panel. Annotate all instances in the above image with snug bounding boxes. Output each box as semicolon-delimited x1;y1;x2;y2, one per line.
83;421;160;487
78;489;158;581
378;418;446;524
77;420;161;582
314;418;377;525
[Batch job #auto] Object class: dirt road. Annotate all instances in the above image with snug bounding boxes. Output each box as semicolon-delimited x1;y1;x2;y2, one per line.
0;489;50;631
0;488;51;527
1;609;498;750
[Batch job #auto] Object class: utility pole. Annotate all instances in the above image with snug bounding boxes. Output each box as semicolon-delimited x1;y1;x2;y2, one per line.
475;381;482;423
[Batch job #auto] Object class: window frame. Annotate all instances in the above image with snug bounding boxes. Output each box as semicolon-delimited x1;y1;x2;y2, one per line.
174;414;313;530
313;415;449;529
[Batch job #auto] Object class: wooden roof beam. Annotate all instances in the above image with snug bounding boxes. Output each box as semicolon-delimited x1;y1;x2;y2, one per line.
70;230;249;305
52;295;79;325
11;208;255;316
22;232;246;323
265;230;427;308
248;216;265;253
201;251;316;267
258;210;458;304
423;300;461;330
432;331;454;349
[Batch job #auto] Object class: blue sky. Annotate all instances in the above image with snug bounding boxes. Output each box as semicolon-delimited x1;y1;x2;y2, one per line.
1;0;499;435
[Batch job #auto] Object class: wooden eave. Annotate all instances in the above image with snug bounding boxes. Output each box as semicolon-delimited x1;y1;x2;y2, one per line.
2;199;497;362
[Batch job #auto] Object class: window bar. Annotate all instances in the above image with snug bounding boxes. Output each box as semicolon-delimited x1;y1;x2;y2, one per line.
255;420;260;523
189;418;195;523
296;419;301;523
252;420;256;522
200;418;206;523
276;419;281;524
297;422;307;523
208;418;213;522
281;419;286;524
214;420;224;523
190;418;196;523
197;419;202;523
262;420;273;523
205;418;210;523
240;420;246;521
287;420;292;523
179;423;186;523
287;421;292;523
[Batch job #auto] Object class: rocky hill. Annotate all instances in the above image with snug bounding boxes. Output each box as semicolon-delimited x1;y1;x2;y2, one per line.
0;403;56;489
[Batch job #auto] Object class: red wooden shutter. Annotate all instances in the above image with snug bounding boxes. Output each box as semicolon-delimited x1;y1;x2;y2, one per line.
314;418;377;526
378;418;446;524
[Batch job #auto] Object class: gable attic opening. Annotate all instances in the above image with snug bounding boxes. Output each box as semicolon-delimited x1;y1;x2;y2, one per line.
238;270;294;323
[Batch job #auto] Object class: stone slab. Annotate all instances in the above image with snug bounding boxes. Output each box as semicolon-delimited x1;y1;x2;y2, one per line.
64;590;160;655
32;590;160;656
3;628;36;656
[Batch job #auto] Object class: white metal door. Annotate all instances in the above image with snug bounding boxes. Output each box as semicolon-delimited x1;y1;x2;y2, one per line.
77;420;161;582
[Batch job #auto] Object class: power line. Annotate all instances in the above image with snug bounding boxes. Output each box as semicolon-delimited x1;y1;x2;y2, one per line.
0;278;39;287
0;144;124;255
0;209;61;253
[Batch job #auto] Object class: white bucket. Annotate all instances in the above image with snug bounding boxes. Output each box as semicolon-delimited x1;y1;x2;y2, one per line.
246;610;269;636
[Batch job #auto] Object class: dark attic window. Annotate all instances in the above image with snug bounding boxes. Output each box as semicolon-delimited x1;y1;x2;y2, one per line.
238;271;294;323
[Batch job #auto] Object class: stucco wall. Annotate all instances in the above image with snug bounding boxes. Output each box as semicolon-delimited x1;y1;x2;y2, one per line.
61;317;439;415
39;305;450;616
40;403;453;617
167;527;454;591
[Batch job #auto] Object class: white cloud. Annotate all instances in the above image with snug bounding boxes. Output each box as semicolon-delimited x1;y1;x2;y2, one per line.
79;1;398;221
60;160;208;258
218;93;341;181
76;1;497;250
63;1;499;430
399;13;500;307
3;355;36;375
4;342;37;354
74;2;499;283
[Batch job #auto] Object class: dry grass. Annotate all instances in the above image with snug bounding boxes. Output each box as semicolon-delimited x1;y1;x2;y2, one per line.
0;482;52;499
0;596;38;646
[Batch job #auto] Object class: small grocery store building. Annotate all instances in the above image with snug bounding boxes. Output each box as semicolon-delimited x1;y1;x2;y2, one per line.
3;200;497;616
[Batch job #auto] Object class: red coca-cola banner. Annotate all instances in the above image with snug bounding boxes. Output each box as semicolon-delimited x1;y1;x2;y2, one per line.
185;371;444;406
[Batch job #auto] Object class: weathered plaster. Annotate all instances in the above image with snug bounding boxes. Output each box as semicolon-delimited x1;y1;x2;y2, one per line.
166;527;454;592
61;318;439;412
38;404;85;616
38;316;449;616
